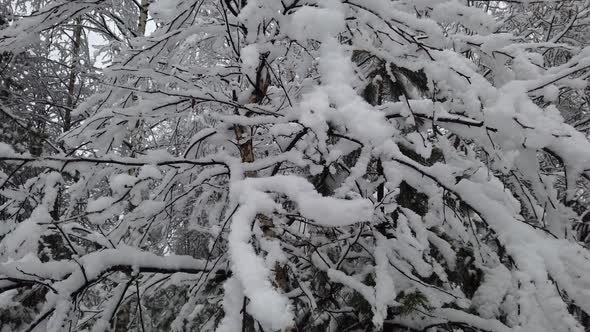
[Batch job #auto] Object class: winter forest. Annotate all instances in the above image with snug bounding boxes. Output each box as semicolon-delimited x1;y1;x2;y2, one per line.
1;0;590;331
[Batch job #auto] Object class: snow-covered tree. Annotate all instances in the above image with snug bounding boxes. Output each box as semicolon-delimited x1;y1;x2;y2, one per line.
1;1;590;331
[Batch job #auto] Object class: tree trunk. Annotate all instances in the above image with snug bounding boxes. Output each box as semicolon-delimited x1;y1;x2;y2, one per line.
64;17;83;132
234;52;297;331
137;0;149;35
